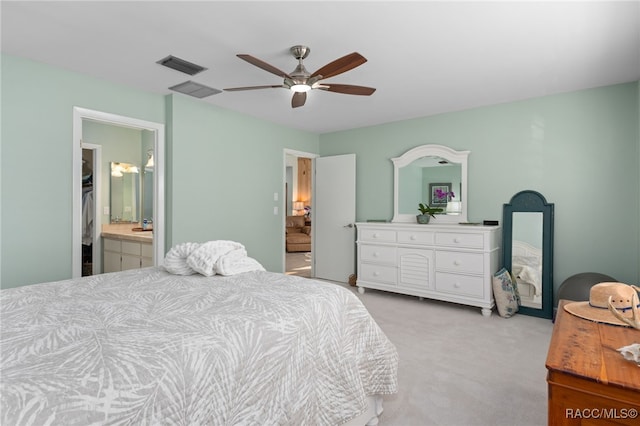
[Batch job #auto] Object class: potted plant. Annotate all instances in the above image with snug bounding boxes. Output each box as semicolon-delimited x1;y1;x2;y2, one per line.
417;203;443;224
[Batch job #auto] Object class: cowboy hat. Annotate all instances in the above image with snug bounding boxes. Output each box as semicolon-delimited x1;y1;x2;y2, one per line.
564;282;640;328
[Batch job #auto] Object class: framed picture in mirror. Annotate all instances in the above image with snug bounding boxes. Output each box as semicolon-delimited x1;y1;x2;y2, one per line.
429;182;452;207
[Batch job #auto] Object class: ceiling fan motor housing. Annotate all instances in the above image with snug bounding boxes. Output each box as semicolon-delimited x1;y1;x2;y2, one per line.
290;45;310;60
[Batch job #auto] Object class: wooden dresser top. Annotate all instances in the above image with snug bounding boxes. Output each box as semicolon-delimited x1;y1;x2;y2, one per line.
546;300;640;391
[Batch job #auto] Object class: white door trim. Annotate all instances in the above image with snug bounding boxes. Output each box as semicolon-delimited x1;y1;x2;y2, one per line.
72;107;165;278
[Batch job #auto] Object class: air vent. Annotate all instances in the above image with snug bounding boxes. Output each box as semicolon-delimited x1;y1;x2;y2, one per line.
169;81;221;98
157;55;207;75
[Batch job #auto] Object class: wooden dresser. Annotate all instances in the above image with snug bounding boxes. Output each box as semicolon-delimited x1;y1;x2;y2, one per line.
546;301;640;425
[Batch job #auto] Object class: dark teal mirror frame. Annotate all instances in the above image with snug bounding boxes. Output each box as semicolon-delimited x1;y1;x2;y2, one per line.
503;190;554;319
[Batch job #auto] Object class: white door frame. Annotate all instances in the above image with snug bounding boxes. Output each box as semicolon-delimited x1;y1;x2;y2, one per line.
82;143;102;275
283;149;318;274
72;107;165;278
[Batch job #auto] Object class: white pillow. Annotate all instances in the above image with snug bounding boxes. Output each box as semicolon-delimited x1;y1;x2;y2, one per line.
186;240;246;277
164;242;201;275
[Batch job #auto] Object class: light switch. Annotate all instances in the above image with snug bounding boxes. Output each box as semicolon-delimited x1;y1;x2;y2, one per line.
104;206;110;215
273;206;278;215
273;192;279;201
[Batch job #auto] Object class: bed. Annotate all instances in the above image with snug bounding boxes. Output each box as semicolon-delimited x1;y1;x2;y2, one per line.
0;266;398;425
511;240;543;308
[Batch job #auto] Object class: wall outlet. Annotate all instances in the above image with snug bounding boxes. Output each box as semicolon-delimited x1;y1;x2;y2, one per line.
273;206;278;215
104;206;110;215
273;192;279;201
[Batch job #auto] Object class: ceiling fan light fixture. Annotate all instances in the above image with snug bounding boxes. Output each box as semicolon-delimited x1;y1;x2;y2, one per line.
290;84;311;93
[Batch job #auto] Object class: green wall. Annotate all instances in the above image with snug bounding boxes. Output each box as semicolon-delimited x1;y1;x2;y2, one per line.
1;55;164;288
165;94;319;272
0;54;319;288
2;53;638;292
319;82;640;288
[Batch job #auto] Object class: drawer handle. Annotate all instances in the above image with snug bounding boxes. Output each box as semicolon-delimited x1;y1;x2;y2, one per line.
373;252;379;257
454;282;461;288
410;235;417;240
373;271;380;277
453;260;461;266
454;237;461;243
373;233;379;238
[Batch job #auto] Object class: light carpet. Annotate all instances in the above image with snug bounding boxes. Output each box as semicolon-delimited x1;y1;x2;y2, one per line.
334;282;554;426
285;251;312;278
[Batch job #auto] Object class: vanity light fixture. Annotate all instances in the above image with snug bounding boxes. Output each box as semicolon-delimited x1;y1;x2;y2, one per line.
111;163;124;177
111;162;139;177
145;150;154;170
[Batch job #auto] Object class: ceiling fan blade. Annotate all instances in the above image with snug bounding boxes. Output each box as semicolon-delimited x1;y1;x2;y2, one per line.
291;92;307;108
224;85;284;92
310;52;367;80
237;54;292;79
321;84;376;96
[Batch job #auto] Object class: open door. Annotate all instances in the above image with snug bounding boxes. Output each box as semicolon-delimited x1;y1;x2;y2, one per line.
314;154;356;283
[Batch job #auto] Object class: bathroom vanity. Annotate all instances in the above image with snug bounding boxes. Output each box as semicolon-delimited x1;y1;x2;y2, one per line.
102;224;153;273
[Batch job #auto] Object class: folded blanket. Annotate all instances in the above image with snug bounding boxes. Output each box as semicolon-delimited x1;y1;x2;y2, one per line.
187;240;245;276
216;249;265;276
164;242;201;275
164;240;265;277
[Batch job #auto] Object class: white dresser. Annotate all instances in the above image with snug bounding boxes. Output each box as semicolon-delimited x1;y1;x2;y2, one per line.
356;222;501;316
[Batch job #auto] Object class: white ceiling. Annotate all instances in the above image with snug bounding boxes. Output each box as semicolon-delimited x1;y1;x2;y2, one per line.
2;1;639;134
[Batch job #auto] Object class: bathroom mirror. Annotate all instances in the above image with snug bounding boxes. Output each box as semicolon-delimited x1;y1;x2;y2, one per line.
503;190;554;319
110;162;140;223
392;144;469;223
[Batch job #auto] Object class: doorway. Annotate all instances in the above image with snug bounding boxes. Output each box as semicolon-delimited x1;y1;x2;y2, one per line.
72;107;165;278
81;144;101;276
284;150;317;277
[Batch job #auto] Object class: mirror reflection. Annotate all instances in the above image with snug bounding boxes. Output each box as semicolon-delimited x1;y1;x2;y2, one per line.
502;189;554;319
511;212;543;309
392;144;469;223
398;157;462;215
110;162;140;223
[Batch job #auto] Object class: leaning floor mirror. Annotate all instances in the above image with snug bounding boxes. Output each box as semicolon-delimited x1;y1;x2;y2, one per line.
503;190;555;319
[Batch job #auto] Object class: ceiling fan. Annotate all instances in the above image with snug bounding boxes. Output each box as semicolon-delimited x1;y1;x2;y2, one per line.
224;45;376;108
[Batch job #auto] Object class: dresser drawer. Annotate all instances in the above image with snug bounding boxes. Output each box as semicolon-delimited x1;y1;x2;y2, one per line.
436;251;484;274
398;230;435;245
435;232;484;249
359;228;396;243
435;272;484;298
360;244;396;264
359;263;397;285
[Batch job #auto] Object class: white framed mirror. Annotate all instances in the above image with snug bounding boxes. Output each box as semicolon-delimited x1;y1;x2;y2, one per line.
109;162;140;223
392;144;469;223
